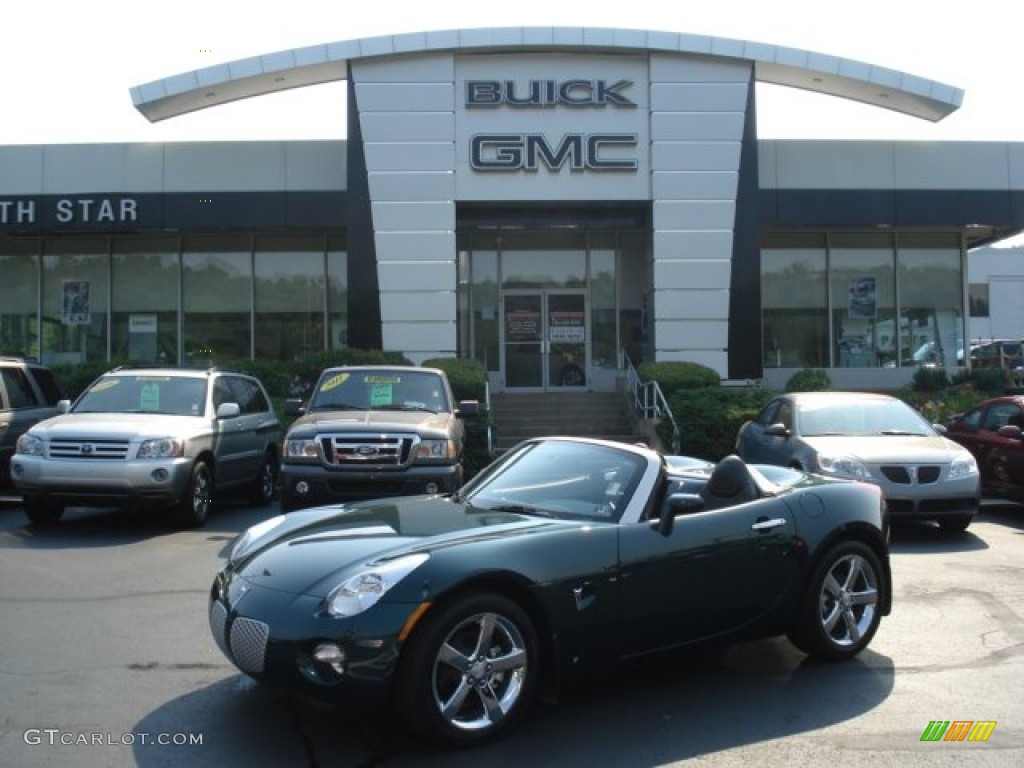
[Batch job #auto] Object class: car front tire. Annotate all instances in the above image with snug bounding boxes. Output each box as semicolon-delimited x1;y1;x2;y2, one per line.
789;541;884;661
395;591;539;746
174;460;213;528
24;497;64;526
938;513;972;534
248;452;277;507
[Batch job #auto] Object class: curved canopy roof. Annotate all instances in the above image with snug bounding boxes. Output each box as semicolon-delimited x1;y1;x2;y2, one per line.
130;27;963;124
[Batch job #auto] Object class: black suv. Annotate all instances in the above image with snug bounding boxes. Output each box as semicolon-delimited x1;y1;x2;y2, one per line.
0;358;64;489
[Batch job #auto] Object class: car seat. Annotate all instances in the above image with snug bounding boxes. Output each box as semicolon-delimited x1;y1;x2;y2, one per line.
701;454;760;510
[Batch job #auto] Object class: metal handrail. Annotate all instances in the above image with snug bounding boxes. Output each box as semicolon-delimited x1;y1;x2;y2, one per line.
619;349;681;454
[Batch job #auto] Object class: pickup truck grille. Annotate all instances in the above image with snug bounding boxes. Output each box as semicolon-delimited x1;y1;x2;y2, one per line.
321;434;416;468
49;439;131;460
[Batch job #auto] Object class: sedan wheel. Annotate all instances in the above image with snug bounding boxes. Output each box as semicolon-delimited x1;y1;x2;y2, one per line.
174;460;213;528
395;591;538;746
789;541;883;661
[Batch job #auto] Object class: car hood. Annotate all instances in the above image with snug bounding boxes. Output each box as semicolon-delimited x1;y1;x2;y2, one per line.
29;412;208;438
233;495;561;597
290;410;454;433
802;434;968;462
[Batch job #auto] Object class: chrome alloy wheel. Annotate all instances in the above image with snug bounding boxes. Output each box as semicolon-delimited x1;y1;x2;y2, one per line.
430;611;529;732
818;552;879;648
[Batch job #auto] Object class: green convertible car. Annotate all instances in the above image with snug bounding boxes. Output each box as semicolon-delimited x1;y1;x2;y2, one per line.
209;436;892;746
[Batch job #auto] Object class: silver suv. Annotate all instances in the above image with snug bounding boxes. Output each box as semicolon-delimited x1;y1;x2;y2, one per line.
11;367;281;527
1;358;64;489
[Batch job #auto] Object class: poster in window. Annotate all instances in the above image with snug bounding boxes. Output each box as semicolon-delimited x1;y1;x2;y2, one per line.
62;280;91;325
847;276;876;319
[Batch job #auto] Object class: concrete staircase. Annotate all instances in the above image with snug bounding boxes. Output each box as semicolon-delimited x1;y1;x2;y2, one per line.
490;391;645;454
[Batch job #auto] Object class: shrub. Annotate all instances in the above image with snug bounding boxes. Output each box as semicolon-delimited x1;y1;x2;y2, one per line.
665;385;775;462
951;366;1007;395
911;366;950;392
785;368;831;393
421;357;487;402
637;361;720;398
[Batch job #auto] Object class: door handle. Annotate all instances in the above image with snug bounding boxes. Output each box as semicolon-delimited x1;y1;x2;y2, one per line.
751;517;787;531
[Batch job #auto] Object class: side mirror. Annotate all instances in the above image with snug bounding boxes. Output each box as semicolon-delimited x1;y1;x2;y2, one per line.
764;422;789;437
216;402;241;419
57;399;71;414
997;424;1023;441
932;423;947;435
655;493;705;536
284;398;306;416
456;400;480;418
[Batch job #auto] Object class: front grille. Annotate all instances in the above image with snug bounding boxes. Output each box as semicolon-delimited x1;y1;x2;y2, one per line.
320;433;416;468
880;465;941;485
230;617;270;674
49;439;130;460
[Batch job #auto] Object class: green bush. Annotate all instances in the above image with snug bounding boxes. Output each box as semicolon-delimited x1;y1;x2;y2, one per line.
665;385;775;461
911;366;950;392
785;368;831;393
637;361;720;398
952;366;1007;395
421;357;487;402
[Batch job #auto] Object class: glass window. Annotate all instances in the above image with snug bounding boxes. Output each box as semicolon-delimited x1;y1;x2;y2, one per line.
182;235;252;364
326;234;348;351
255;234;326;360
897;236;963;368
500;231;586;289
829;233;895;369
1;367;39;408
761;234;828;368
0;239;40;358
41;238;110;366
969;283;989;318
112;237;180;364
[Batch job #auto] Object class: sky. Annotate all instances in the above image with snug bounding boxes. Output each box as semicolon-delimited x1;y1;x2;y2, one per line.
2;0;1022;147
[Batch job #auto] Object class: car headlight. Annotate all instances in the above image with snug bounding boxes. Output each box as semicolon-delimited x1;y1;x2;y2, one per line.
137;437;185;459
949;452;979;480
816;452;871;480
324;553;429;618
16;433;44;456
285;437;319;460
229;514;287;562
412;439;456;463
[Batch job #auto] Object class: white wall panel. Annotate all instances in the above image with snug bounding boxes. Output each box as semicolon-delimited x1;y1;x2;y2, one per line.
651;112;745;141
652;171;738;200
164;142;287;190
650;55;750;82
375;231;455;261
651;142;742;172
351;55;453;82
655;289;729;319
359;112;454;142
380;291;456;322
648;83;749;111
363;143;455;172
284;142;346;190
0;147;43;193
653;230;734;260
382;322;457;353
378;261;455;291
655;319;729;349
653;200;736;230
653;259;732;289
354;83;454;112
893;142;1011;190
371;201;455;231
368;172;454;202
770;141;894;189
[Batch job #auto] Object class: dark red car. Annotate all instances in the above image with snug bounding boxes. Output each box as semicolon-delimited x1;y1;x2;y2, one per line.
944;396;1024;503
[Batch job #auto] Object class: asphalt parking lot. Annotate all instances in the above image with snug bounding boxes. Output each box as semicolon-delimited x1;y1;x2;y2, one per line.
0;494;1021;768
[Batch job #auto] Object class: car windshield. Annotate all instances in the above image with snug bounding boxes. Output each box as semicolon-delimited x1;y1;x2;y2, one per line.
308;369;448;413
74;375;208;416
463;440;647;522
798;399;934;437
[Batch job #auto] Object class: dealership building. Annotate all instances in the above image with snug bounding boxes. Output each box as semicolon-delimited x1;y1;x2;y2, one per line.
2;27;1023;392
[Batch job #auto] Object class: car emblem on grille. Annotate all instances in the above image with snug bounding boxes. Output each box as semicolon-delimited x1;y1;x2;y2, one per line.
356;445;379;457
80;443;94;455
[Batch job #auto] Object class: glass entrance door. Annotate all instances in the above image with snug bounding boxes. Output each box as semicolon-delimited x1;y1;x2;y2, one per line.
502;291;587;390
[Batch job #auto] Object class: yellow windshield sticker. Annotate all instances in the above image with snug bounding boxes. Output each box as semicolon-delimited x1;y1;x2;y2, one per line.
370;383;394;406
140;382;161;411
319;373;349;392
89;380;119;393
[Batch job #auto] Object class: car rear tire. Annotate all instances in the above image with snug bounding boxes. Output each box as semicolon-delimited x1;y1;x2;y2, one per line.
175;460;213;528
248;452;277;507
788;541;884;661
394;591;539;746
24;497;64;526
938;514;972;534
